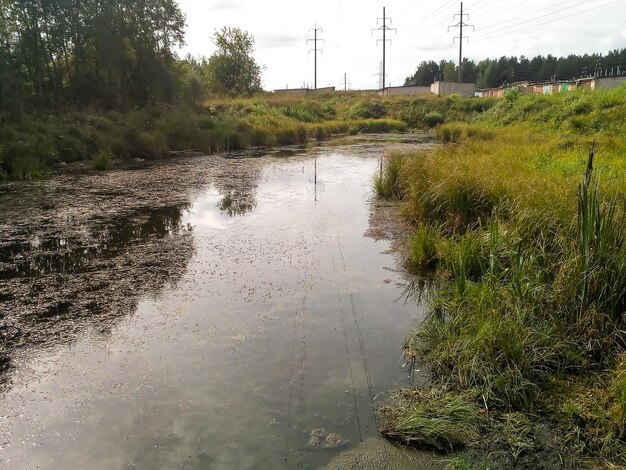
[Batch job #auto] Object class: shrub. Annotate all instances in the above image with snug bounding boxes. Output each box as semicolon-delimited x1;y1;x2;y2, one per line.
92;151;113;170
436;123;464;143
275;125;307;145
349;100;386;119
350;119;407;134
424;111;445;127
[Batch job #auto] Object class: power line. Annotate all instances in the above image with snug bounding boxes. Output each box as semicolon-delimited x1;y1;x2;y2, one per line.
448;2;474;82
466;0;485;9
372;7;396;90
306;24;324;90
340;73;352;91
373;61;389;90
409;4;457;40
476;0;622;41
466;0;492;16
419;0;457;24
471;0;532;25
476;0;593;35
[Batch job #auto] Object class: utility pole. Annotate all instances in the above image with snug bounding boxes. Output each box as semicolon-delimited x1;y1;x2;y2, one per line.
448;2;473;82
373;61;388;90
341;73;351;91
372;7;396;90
307;24;324;89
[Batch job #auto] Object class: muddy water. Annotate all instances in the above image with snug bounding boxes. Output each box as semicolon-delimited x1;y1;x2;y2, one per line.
0;136;431;469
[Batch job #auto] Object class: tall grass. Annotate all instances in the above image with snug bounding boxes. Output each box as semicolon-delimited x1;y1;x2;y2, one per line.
380;387;484;450
374;153;405;199
5;92;470;179
378;85;626;463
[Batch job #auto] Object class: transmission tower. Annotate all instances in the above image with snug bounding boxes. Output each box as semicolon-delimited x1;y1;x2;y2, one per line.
373;61;388;90
340;73;352;91
372;7;396;90
448;2;474;82
307;24;324;89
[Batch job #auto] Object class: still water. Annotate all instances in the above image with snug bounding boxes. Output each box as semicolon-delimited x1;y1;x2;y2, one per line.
0;137;430;469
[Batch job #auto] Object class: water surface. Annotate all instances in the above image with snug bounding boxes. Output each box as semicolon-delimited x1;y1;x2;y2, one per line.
0;137;430;469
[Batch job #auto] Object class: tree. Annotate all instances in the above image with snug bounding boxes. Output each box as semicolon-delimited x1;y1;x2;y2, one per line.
207;27;262;97
404;60;440;86
442;61;458;82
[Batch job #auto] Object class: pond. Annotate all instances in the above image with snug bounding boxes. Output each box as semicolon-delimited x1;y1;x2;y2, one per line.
0;135;432;469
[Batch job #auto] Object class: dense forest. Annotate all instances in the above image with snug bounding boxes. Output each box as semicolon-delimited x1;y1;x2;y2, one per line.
404;49;626;88
0;0;262;116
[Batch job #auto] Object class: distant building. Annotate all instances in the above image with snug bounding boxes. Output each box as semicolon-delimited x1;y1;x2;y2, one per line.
591;76;626;90
477;87;505;98
475;75;626;98
431;81;475;97
273;87;335;96
379;85;431;97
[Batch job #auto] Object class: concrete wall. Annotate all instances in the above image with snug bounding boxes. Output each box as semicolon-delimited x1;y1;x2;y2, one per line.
273;88;309;97
309;86;336;95
430;81;475;97
380;86;431;97
591;76;626;90
273;86;336;96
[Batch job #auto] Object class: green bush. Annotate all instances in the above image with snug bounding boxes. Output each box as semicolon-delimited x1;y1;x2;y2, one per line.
424;111;445;127
436;123;464;143
349;100;386;119
92;151;114;170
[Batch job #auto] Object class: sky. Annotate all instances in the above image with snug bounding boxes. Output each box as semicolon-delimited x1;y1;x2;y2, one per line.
176;0;626;91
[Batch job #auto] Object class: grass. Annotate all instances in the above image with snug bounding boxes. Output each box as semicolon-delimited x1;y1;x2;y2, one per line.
374;153;404;199
92;151;114;171
1;92;489;180
380;387;485;450
377;84;626;466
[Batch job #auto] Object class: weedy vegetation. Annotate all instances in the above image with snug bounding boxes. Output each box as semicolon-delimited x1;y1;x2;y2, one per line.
377;85;626;467
1;92;494;180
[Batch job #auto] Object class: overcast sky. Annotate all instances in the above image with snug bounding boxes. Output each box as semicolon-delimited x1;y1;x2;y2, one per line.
176;0;626;90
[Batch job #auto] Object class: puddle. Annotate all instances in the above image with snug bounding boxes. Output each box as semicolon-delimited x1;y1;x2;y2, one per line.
0;136;432;469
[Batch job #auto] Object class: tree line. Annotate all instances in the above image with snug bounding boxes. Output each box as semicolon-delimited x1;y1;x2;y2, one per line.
0;0;262;115
404;49;626;89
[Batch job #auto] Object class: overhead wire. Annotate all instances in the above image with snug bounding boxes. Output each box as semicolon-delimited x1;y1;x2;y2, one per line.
476;0;592;35
471;0;533;25
466;0;485;9
419;0;457;24
476;0;623;41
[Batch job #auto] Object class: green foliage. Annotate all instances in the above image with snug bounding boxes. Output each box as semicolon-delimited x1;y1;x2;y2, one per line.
424;111;445;127
504;87;520;103
92;151;113;171
281;100;332;123
410;225;442;266
374;153;405;199
436;124;464;143
382;87;626;464
2;0;185;109
405;49;626;88
207;27;262;97
380;387;485;450
349;119;407;134
349;100;386;119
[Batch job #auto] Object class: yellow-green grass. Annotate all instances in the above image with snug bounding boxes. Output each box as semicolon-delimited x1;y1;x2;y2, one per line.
379;85;626;465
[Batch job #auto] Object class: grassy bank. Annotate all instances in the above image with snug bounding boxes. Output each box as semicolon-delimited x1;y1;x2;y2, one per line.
0;92;496;180
376;85;626;467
